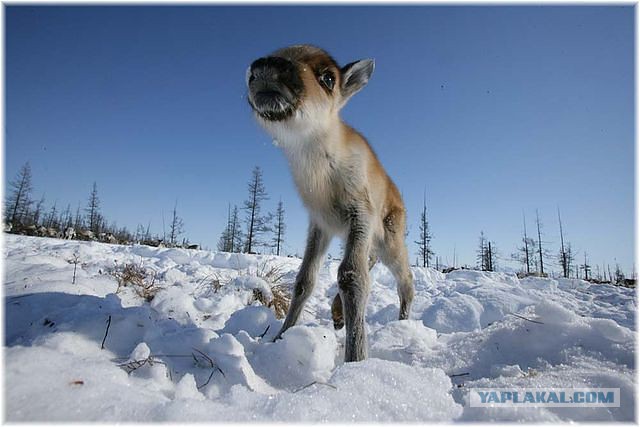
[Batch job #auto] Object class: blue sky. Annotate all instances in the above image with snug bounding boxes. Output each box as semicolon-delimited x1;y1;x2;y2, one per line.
5;5;635;275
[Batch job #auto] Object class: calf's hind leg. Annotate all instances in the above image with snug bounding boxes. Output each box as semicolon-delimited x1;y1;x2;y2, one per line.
380;217;414;320
338;212;373;362
332;251;377;330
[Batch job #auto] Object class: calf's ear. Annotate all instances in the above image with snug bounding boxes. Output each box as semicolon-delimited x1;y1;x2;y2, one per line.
340;59;375;103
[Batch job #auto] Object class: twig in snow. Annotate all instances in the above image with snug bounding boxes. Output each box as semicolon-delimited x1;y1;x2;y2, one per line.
7;294;33;301
111;353;206;363
449;372;470;378
258;325;270;339
117;356;167;374
101;315;112;349
68;253;80;284
197;370;216;390
292;381;337;393
507;313;544;324
192;348;214;368
191;348;225;389
118;358;150;373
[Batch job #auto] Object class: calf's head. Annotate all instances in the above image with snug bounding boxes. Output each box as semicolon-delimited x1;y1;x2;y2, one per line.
247;45;374;135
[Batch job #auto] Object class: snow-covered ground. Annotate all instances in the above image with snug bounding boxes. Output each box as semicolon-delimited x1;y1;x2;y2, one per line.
3;234;636;422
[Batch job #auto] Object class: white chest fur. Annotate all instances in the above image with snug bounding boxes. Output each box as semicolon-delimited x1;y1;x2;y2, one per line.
283;140;336;208
261;114;368;234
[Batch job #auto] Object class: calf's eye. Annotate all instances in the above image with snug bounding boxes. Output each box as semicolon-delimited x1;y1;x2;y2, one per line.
319;72;335;90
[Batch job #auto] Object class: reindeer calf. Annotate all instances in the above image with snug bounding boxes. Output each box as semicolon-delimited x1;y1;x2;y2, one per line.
247;45;414;362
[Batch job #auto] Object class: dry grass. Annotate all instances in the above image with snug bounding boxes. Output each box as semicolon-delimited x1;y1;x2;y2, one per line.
517;271;549;279
193;273;223;298
117;355;167;374
251;283;291;319
113;349;224;389
268;284;291;319
110;261;163;302
253;259;288;285
247;260;292;319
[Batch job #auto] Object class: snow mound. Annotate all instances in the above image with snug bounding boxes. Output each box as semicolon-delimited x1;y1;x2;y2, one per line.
230;275;273;301
221;305;280;339
3;235;635;422
520;276;558;292
422;292;484;332
251;325;337;389
370;320;439;363
285;358;463;422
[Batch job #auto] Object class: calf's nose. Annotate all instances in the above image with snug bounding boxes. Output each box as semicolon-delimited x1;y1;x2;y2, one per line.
248;56;295;84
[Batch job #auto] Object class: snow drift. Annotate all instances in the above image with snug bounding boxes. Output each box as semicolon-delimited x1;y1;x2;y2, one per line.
3;234;635;421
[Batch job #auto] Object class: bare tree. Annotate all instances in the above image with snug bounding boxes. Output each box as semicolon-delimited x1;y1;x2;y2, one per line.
581;252;591;281
556;207;574;278
271;199;286;256
476;231;497;272
218;203;244;253
135;221;152;243
5;162;34;225
614;262;625;284
229;205;243;253
135;224;146;243
488;241;497;271
168;200;184;246
522;236;533;274
414;192;434;268
535;209;545;275
243;166;269;254
85;182;101;233
32;195;46;227
512;212;534;274
60;204;73;229
452;245;457;269
477;232;487;270
74;203;83;230
563;242;575;279
477;232;486;270
218;204;234;252
114;225;132;244
45;201;58;229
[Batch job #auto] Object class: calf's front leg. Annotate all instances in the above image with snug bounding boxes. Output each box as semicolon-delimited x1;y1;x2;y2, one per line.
274;223;330;341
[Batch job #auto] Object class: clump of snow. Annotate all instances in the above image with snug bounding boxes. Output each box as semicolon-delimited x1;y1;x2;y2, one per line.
251;325;337;389
421;292;484;332
204;333;276;394
230;275;273;302
128;342;151;360
520;275;558;292
490;364;525;378
292;359;463;422
3;235;635;422
221;305;280;339
174;374;205;401
369;320;439;363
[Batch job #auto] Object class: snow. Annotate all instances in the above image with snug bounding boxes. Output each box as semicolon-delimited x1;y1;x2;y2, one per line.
221;305;279;338
3;234;636;421
250;325;338;390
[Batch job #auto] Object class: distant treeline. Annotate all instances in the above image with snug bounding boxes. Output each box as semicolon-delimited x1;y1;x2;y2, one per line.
216;166;288;257
415;195;634;287
4;162;194;249
5;161;633;287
